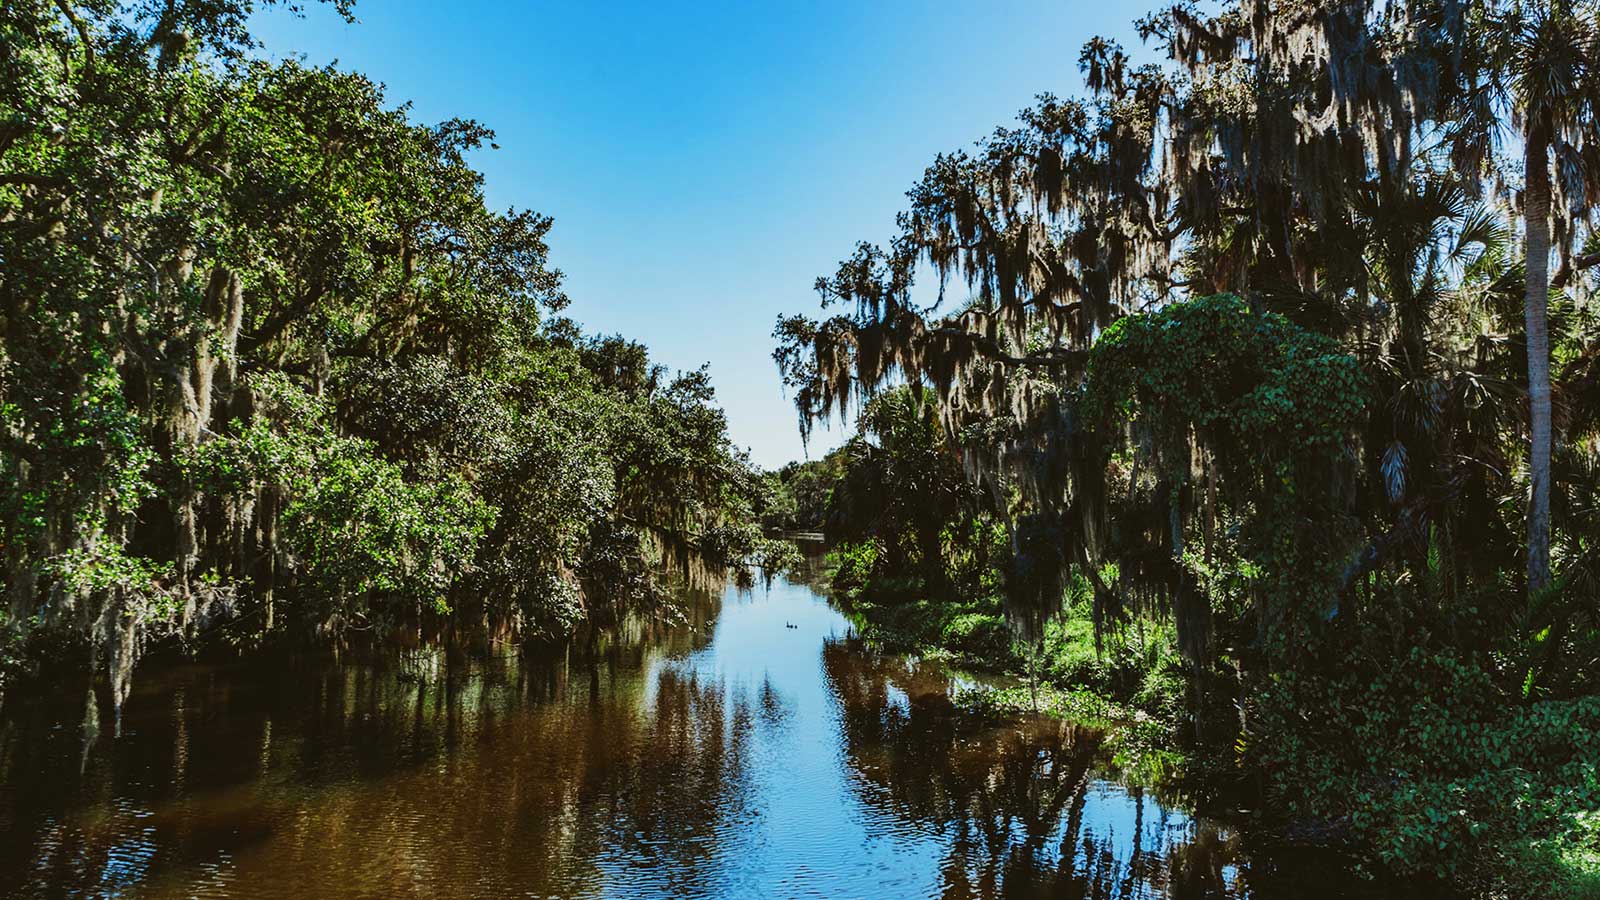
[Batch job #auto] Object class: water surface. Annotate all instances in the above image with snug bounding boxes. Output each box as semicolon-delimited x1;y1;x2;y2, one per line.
1;577;1375;898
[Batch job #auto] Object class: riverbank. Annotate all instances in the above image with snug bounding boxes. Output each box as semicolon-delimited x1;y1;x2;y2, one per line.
825;545;1196;782
835;598;1195;784
822;549;1600;900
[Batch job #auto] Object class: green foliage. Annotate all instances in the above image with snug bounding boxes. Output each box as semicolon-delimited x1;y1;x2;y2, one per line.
1507;822;1600;900
1255;641;1600;890
828;540;879;597
956;683;1123;730
0;0;774;706
190;374;493;617
761;449;847;532
820;388;981;592
940;612;1012;660
1081;293;1369;657
44;544;170;598
1082;294;1366;455
954;681;1184;785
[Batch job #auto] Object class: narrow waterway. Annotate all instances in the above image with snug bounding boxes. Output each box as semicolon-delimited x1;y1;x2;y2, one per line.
0;576;1375;899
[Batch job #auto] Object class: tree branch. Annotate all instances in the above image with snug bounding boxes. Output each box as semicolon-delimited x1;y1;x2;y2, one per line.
53;0;94;71
927;327;1088;369
1552;251;1600;288
0;173;68;189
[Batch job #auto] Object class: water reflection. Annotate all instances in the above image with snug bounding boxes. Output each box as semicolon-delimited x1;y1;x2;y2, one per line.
0;578;1375;899
823;641;1235;898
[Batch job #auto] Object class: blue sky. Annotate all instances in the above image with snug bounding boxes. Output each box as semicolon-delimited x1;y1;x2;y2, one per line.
253;1;1143;468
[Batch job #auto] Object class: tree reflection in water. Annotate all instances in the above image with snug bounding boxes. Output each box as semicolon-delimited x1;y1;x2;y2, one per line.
822;639;1238;899
1;578;1381;900
0;592;764;899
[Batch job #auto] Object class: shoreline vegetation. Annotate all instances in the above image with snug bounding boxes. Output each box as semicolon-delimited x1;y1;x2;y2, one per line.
811;523;1600;898
766;0;1600;893
833;586;1188;787
0;0;798;720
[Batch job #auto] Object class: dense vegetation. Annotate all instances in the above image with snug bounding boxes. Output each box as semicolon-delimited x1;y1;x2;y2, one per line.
6;0;1600;895
775;1;1600;894
0;1;789;718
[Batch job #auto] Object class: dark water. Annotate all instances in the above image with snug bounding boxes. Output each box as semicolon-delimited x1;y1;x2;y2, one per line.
0;577;1376;899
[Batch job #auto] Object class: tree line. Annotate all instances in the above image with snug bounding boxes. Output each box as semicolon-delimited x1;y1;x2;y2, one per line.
775;0;1600;892
0;0;788;718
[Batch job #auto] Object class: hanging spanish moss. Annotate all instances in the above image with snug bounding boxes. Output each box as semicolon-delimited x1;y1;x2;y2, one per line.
773;0;1600;680
0;0;796;714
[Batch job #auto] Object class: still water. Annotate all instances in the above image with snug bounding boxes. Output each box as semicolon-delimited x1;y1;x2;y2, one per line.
0;577;1374;899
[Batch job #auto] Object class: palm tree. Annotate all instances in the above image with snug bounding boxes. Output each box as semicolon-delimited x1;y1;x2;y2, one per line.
1497;0;1599;592
1445;0;1600;593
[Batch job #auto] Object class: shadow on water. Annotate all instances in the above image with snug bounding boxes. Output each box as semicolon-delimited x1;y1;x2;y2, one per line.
0;577;1390;899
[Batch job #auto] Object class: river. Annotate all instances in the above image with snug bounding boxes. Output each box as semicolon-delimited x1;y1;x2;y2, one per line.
0;575;1379;899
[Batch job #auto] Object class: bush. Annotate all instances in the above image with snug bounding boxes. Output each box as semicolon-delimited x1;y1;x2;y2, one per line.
828;541;879;598
1253;646;1600;893
941;612;1012;660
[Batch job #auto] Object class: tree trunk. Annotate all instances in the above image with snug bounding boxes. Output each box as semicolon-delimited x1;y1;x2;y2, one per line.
1524;123;1554;595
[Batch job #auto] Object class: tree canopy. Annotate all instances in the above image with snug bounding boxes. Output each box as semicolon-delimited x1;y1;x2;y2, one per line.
0;0;788;715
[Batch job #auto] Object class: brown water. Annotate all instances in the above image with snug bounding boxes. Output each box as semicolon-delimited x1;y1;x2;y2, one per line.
0;576;1382;899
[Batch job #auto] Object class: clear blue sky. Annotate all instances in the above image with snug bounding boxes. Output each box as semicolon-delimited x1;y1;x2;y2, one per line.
253;1;1144;469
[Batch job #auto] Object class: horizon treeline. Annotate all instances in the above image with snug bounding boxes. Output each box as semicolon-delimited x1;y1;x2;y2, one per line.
0;0;788;715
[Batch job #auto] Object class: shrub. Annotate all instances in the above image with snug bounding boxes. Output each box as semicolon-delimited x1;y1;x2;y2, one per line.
941;612;1012;660
1253;646;1600;891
